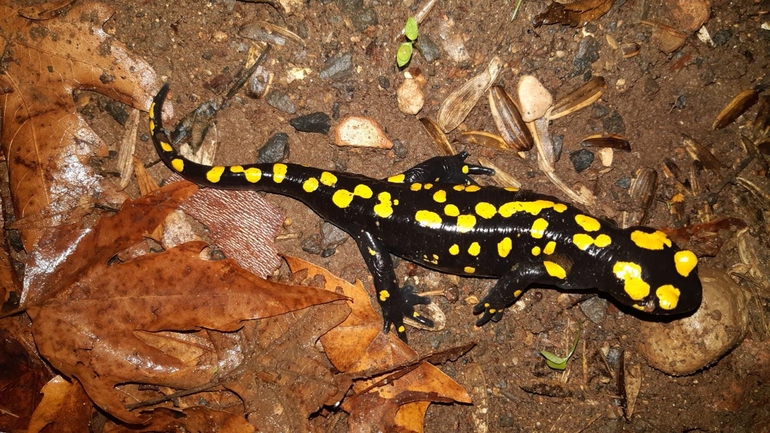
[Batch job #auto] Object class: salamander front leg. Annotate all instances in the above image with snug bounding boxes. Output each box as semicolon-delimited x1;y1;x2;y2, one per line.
473;262;546;326
394;151;494;185
352;228;433;342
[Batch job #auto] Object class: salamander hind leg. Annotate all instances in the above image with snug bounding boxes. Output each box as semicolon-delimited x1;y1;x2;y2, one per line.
473;262;547;326
389;151;494;185
353;229;433;342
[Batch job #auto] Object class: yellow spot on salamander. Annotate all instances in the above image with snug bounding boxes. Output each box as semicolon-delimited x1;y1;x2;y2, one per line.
575;214;601;232
530;218;548;239
413;311;421;318
456;214;477;233
514;290;522;297
449;244;460;255
553;203;568;213
462;165;469;174
388;173;405;183
464;266;475;274
465;185;481;192
373;192;394;218
531;246;541;256
368;247;376;256
573;233;612;250
354;184;373;199
543;261;566;279
497;237;512;258
630;230;672;250
171;158;184;172
244;168;262;183
674;250;698;277
410;183;423;191
415;210;443;229
433;190;447;203
499;200;564;217
475;202;497;219
424;183;433;190
398;325;406;333
594;234;612;248
160;141;173;152
320;172;337;187
656;284;681;310
444;204;460;217
230;165;244;173
573;233;594;250
206;166;225;183
468;242;481;256
379;290;390;301
543;241;556;255
303;177;320;192
272;163;287;183
504;187;519;192
332;189;354;208
613;262;651;301
453;185;466;191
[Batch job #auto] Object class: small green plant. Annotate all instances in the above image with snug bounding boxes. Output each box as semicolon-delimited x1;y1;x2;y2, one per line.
540;322;582;370
396;17;418;68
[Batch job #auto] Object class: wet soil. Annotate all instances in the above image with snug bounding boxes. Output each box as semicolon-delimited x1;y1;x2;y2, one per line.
96;0;769;431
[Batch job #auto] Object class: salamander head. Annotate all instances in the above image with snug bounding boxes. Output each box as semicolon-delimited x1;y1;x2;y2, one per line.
608;227;702;315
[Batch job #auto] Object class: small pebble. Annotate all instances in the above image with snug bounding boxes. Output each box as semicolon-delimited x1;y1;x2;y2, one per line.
417;35;441;63
334;116;393;149
105;100;129;126
289;112;331;134
397;77;424;115
570;149;594;173
591;104;610;119
643;76;660;95
319;52;353;81
320;221;347;250
301;233;323;255
392;139;408;160
597;148;614;167
571;36;600;77
615;177;631;189
517;75;553;122
602;111;626;135
246;66;271;98
265;91;296;114
257;133;289;163
712;29;732;46
580;296;608;324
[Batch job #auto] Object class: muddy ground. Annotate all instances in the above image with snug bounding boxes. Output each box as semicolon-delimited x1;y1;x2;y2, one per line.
82;0;770;431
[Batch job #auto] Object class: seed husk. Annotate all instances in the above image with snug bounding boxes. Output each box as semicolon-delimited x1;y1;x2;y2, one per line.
460;130;511;151
621;168;658;228
488;86;534;151
420;117;455;155
712;88;761;130
477;157;522;189
682;135;723;171
546;76;606;120
437;56;503;132
580;134;631;151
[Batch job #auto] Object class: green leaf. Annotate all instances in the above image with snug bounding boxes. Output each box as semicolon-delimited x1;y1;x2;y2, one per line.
404;17;418;41
396;42;413;68
540;322;582;371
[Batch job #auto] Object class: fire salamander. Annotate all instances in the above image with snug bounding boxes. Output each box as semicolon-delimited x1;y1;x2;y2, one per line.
150;84;702;341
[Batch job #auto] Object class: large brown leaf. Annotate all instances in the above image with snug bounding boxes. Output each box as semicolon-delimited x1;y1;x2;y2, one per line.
31;242;347;424
0;1;164;250
22;181;198;308
285;257;472;432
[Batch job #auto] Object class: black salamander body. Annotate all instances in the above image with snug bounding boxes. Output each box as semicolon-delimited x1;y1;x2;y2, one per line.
150;84;702;341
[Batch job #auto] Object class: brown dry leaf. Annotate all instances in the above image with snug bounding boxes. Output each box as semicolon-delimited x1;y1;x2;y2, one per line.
223;301;352;432
284;256;472;432
31;242;347;424
0;328;51;432
534;0;616;27
27;376;92;433
103;407;255;433
21;181;198;308
0;2;163;251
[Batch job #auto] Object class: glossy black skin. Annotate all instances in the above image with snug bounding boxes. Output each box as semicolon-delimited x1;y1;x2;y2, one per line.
150;84;702;341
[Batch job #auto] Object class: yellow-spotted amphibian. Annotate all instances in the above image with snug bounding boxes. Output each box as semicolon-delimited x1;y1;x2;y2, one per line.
150;84;702;341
